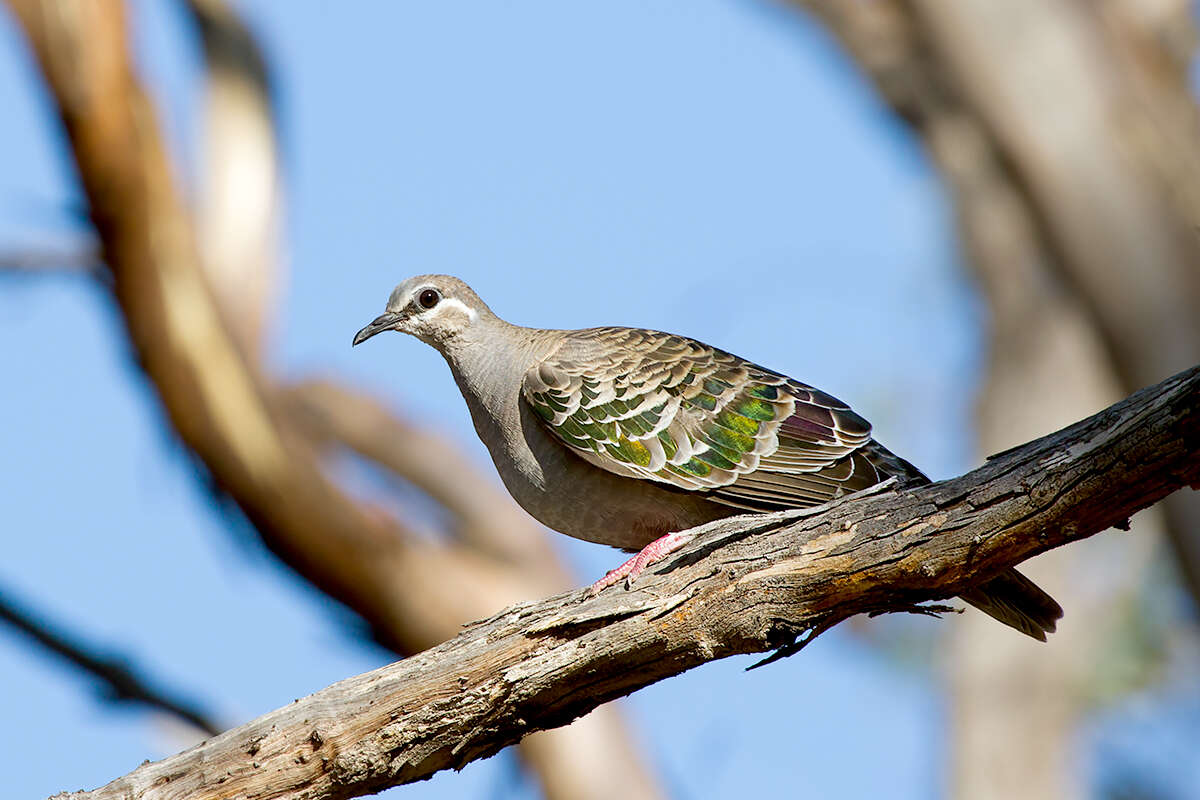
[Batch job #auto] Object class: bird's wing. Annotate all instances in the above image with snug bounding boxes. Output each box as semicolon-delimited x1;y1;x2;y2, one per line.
522;327;908;510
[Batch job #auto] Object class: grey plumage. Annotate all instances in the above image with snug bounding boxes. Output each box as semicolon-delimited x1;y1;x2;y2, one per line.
354;274;1062;640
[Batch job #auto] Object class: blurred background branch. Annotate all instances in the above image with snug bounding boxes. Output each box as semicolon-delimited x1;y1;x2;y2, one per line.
280;379;566;566
0;245;102;277
0;583;222;737
50;362;1200;800
187;0;282;356
4;1;661;798
787;1;1200;798
3;1;1198;798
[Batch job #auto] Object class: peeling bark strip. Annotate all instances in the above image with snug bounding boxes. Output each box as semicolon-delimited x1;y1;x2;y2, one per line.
51;368;1200;799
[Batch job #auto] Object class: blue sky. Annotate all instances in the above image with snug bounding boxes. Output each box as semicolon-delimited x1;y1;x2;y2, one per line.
0;1;1158;798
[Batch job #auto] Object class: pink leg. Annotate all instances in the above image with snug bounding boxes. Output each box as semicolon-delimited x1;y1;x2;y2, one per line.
588;531;695;595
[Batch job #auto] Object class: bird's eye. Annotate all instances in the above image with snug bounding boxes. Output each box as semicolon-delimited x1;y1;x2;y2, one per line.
417;288;441;310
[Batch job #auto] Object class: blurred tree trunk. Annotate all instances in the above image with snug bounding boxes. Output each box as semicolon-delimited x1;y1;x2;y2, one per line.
954;228;1162;800
6;3;665;799
787;0;1200;797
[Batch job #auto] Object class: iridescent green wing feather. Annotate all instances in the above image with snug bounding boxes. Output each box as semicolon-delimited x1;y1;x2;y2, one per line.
522;327;903;508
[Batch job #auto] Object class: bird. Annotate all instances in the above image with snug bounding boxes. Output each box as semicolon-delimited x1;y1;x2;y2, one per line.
353;274;1063;641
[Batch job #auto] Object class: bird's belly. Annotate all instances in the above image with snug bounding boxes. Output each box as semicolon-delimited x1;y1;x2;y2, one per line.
493;410;730;551
505;463;723;550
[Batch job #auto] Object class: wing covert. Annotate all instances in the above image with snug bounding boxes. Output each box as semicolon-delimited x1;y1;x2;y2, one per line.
522;327;885;506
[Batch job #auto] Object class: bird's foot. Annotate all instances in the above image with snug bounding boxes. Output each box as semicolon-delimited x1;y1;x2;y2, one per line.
587;531;693;595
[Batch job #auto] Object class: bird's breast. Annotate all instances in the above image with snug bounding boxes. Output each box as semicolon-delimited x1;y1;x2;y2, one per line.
447;357;731;550
493;402;730;549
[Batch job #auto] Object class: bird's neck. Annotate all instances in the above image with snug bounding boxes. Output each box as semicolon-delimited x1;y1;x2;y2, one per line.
439;318;547;438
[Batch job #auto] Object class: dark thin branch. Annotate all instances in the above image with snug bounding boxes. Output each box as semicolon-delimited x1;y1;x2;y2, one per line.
55;365;1200;800
0;585;222;736
7;5;664;798
0;247;105;279
184;0;275;110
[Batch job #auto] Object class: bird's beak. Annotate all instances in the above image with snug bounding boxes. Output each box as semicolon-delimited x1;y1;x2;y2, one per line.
352;311;404;346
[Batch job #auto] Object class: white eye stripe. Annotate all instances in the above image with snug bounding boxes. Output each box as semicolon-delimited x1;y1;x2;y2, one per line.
428;296;478;321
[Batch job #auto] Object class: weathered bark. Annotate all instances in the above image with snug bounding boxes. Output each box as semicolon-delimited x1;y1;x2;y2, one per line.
784;2;1200;796
941;38;1165;797
910;0;1200;618
7;0;506;664
793;0;1200;620
281;381;661;800
52;365;1200;800
5;3;663;798
953;275;1159;800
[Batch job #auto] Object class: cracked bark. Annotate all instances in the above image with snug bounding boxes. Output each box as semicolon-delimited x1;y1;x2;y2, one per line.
793;0;1200;629
782;2;1200;795
5;2;663;798
52;365;1200;800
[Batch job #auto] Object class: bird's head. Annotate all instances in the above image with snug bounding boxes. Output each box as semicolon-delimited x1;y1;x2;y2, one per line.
353;274;493;351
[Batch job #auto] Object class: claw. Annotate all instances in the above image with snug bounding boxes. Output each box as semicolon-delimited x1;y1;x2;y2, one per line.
587;530;693;595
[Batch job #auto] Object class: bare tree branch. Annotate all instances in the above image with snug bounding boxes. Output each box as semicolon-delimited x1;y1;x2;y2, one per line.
0;584;222;737
919;0;1200;620
53;365;1200;800
282;381;667;799
185;0;284;355
7;3;664;798
778;3;1200;795
790;0;1200;616
5;0;559;672
282;380;565;568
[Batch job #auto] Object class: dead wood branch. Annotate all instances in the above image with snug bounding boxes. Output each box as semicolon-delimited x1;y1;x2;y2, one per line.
782;3;1200;795
7;3;662;798
53;365;1200;800
3;0;544;649
790;0;1200;618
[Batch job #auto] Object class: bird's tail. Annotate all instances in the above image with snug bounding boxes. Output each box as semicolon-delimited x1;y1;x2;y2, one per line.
959;568;1063;641
859;441;1063;640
